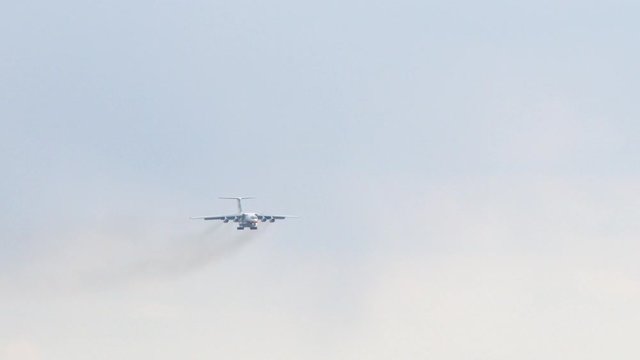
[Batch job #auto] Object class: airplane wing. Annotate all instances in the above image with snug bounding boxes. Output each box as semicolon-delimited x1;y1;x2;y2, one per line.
257;214;298;222
190;215;239;221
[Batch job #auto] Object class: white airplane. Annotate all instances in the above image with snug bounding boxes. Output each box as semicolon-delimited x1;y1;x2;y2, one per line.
191;197;296;230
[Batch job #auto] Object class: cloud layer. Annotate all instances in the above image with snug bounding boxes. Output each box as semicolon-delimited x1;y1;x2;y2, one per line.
2;176;640;359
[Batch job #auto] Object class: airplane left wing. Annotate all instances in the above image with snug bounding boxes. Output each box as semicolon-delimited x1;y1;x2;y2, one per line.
257;214;298;222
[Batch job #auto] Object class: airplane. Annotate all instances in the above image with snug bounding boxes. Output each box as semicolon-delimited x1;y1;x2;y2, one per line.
190;197;296;230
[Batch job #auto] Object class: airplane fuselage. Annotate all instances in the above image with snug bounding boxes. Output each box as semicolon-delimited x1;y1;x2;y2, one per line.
235;212;259;230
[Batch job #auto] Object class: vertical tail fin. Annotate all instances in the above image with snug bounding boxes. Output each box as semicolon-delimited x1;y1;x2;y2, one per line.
219;197;254;214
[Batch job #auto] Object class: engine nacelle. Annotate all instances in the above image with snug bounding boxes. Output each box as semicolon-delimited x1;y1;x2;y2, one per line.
270;219;275;223
224;219;229;223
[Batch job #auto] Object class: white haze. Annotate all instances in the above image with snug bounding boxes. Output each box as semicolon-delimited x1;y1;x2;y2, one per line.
3;176;640;359
2;0;640;358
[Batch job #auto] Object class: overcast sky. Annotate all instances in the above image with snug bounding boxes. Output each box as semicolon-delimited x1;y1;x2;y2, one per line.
2;0;640;359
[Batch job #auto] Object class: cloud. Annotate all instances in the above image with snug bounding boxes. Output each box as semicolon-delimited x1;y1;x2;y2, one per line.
1;340;42;360
327;174;640;359
340;253;640;359
2;175;640;359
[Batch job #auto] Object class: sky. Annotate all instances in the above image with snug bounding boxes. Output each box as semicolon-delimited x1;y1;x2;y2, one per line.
2;0;640;358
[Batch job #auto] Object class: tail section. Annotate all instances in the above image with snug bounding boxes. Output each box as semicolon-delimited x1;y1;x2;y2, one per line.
219;197;254;214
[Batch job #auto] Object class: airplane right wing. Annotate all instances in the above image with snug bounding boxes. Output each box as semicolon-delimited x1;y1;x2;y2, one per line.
190;215;239;221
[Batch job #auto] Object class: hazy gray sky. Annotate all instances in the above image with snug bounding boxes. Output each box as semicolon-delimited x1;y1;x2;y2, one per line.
2;0;640;359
